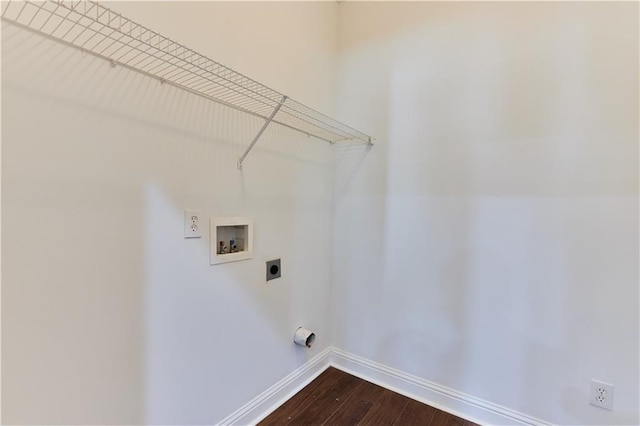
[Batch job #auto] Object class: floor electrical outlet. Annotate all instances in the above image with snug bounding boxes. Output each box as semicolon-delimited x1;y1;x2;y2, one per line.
590;380;614;410
184;210;203;238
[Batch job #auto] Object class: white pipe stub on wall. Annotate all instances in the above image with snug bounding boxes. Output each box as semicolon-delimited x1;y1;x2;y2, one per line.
294;327;315;348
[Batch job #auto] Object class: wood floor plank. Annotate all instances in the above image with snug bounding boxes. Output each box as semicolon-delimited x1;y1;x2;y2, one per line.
261;368;471;426
358;388;410;426
320;391;372;425
321;380;384;425
258;367;343;425
286;372;363;425
430;409;465;426
393;399;437;426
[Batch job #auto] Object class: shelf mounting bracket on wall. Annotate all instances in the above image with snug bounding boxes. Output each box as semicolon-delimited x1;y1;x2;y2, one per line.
237;95;287;170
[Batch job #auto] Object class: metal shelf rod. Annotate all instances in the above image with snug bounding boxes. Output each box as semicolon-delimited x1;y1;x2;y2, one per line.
238;96;288;170
1;0;373;167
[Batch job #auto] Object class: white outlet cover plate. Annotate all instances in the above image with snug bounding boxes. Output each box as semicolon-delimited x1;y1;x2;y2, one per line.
184;210;203;238
590;380;614;410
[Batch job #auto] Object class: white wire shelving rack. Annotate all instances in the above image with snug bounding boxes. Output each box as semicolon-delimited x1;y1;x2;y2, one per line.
1;0;373;168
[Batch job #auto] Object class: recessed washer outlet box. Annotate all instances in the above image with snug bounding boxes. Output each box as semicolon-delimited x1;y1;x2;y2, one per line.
210;217;253;265
266;259;281;281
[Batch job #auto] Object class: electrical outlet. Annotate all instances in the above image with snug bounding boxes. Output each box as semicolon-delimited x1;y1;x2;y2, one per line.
184;210;203;238
590;380;614;410
266;259;281;281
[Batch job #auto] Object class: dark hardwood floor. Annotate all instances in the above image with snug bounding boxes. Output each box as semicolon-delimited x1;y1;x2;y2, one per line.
258;367;479;426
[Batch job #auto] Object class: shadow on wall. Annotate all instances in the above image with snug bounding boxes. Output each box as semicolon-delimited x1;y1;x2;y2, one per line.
333;142;373;199
2;21;335;424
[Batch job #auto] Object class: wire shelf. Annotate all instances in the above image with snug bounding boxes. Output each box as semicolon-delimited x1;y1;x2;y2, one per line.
1;0;372;148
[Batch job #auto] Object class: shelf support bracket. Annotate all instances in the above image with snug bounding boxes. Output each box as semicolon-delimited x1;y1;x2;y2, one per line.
238;95;288;170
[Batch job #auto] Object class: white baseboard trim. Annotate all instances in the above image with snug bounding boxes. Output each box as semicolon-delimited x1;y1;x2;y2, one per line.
329;347;549;426
217;347;332;426
219;346;549;426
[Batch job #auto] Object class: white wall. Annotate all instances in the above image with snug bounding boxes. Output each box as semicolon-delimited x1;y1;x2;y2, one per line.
3;2;639;425
2;2;337;424
333;2;639;425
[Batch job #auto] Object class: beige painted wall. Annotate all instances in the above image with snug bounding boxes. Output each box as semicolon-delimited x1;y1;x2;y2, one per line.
2;2;338;424
333;2;638;425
